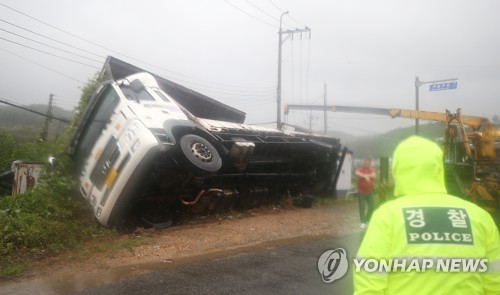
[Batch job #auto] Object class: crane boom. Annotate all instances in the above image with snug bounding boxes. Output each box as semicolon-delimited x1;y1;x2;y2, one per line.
284;104;489;130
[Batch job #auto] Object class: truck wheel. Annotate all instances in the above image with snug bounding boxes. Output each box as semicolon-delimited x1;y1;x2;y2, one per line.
180;134;222;172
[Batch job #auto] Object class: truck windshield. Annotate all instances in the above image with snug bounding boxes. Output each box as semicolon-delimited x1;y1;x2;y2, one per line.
74;86;120;164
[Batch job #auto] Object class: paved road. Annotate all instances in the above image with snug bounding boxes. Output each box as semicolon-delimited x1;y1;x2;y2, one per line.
75;233;363;295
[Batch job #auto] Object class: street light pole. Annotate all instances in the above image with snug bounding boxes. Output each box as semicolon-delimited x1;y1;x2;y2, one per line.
276;11;288;129
414;76;458;135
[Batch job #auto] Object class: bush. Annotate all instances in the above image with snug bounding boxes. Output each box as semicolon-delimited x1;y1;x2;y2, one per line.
0;169;100;256
0;130;16;171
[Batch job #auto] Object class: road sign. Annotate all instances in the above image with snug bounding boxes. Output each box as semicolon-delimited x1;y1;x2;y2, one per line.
429;81;458;91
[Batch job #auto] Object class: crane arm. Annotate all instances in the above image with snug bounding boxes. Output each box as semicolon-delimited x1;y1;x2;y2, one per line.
284;104;489;130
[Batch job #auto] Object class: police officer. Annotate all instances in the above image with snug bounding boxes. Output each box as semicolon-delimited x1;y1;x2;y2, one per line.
353;136;500;294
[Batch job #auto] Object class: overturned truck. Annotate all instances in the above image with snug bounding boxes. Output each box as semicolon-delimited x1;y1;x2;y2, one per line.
70;57;342;227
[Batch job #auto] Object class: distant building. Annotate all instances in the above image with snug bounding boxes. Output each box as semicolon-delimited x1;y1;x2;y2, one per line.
336;150;353;197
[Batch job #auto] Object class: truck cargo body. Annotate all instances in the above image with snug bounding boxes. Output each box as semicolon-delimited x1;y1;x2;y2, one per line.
71;72;341;227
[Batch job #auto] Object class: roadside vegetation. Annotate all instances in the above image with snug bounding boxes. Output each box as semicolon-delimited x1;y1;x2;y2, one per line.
0;74;120;279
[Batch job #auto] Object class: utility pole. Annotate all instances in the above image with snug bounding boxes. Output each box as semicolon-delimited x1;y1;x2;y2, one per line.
307;111;319;132
40;93;54;142
276;13;310;129
323;83;327;134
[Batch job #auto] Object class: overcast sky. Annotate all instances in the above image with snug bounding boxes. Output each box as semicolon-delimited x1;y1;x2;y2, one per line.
1;0;499;135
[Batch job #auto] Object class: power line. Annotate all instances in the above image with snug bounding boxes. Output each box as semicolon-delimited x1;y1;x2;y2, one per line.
150;73;276;96
0;2;128;59
0;19;106;59
0;27;103;63
266;0;305;27
246;0;280;21
2;17;267;91
0;30;274;99
222;0;277;29
0;3;286;97
267;0;285;13
1;2;278;93
0;37;101;69
0;47;87;84
311;94;324;104
244;0;294;29
286;14;306;28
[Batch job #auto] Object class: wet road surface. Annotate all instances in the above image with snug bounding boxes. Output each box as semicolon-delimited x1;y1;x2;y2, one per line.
74;233;363;295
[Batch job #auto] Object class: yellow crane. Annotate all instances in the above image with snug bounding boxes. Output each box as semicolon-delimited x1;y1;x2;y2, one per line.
285;104;499;214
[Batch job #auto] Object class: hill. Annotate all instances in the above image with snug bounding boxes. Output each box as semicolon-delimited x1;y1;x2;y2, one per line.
0;104;74;142
341;122;444;158
325;129;359;144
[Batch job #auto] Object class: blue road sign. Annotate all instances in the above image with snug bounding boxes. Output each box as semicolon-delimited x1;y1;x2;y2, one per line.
429;81;458;91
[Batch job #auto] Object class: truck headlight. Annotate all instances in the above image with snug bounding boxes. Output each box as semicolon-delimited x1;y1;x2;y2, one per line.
90;194;97;207
125;130;134;142
150;128;171;144
125;122;140;143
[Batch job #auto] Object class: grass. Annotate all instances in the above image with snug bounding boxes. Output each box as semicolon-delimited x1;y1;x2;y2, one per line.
0;169;118;279
0;258;30;278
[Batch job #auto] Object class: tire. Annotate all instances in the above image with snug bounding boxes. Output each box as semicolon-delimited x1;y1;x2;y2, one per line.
140;215;174;229
179;134;222;172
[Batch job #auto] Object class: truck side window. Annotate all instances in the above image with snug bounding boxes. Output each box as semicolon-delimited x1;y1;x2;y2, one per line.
153;90;172;103
75;86;120;163
120;85;155;101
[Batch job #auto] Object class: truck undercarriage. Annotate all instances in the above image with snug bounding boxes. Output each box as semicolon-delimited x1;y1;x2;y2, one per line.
118;120;342;227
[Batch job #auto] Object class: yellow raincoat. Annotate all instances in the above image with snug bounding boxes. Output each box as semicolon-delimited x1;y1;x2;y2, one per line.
354;136;500;294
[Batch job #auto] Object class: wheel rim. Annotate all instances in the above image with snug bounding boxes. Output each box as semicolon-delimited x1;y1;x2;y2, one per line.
191;142;213;162
180;134;222;172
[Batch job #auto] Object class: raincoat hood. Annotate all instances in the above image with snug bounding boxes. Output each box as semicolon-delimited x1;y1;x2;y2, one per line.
392;135;447;197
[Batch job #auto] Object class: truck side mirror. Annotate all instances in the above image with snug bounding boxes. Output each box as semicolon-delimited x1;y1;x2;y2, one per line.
130;79;145;92
47;156;56;172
